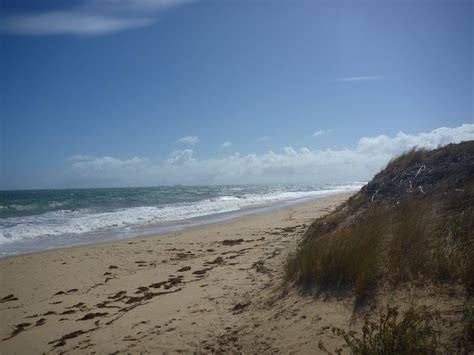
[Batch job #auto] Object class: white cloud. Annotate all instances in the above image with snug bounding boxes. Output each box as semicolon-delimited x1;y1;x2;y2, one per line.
72;156;149;171
221;142;232;148
313;129;332;137
0;0;191;36
177;136;200;145
164;149;195;165
338;76;381;82
67;124;474;187
356;125;474;154
68;156;150;187
257;136;271;142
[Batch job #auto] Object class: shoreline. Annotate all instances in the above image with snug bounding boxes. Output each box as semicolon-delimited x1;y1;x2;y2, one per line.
0;192;353;353
0;191;353;259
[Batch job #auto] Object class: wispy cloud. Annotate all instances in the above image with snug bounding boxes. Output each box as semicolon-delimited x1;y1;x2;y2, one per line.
338;76;381;82
177;136;200;145
257;136;271;142
1;12;151;36
221;142;232;148
313;129;332;137
0;0;192;36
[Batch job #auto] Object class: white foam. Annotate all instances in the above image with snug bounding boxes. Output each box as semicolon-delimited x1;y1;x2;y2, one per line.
0;184;363;245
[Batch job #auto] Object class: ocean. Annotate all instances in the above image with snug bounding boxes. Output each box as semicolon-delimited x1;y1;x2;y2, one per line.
0;183;363;256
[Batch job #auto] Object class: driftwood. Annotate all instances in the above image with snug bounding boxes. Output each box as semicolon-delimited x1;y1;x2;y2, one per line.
415;164;425;178
371;189;379;202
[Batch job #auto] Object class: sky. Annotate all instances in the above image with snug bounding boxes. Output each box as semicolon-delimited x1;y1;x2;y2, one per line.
0;0;473;189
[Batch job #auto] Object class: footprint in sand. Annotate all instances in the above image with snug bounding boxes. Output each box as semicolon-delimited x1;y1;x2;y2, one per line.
206;257;225;265
77;312;108;321
35;318;47;326
192;269;209;275
110;290;127;298
0;294;18;303
221;239;244;246
135;286;149;294
54;288;78;296
3;323;31;340
60;310;76;315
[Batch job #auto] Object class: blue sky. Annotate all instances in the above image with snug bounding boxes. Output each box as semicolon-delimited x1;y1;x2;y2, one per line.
1;0;473;189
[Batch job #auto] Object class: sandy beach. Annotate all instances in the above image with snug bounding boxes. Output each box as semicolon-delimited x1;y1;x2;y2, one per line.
0;193;355;354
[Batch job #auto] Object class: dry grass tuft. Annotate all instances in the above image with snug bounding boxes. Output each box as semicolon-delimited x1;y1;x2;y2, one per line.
330;306;443;354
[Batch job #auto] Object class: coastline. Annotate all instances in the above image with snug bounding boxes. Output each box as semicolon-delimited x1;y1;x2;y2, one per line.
0;189;358;258
0;192;353;353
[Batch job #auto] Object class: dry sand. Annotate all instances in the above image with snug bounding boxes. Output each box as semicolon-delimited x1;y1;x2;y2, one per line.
0;192;466;354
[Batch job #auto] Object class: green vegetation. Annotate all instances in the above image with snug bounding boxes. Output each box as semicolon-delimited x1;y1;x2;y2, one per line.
285;208;382;299
330;306;443;355
324;304;474;354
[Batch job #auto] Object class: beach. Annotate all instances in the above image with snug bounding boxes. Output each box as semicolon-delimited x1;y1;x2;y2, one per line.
1;188;469;354
0;193;357;354
3;0;471;352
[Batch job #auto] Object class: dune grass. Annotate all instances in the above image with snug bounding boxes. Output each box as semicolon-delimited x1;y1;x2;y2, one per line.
285;142;474;299
285;194;473;299
285;208;383;299
384;147;429;173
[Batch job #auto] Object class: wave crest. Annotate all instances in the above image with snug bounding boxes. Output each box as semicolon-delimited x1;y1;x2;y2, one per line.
0;184;363;246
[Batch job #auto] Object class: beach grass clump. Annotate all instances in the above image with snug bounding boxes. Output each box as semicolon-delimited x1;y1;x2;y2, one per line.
331;306;443;354
285;208;383;299
383;147;429;175
385;196;474;287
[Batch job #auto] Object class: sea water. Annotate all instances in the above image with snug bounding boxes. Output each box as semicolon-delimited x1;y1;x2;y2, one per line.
0;183;363;256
